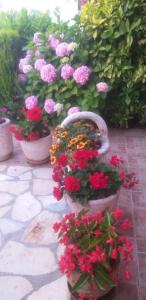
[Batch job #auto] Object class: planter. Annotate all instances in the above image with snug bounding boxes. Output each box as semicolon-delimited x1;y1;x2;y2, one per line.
61;111;109;156
65;193;118;215
20;135;50;165
68;267;117;299
0;118;13;161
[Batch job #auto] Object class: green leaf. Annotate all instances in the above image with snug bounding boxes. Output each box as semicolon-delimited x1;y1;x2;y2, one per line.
72;273;90;292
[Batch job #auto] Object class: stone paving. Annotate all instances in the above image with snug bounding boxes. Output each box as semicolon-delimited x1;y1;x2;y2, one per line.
0;128;146;300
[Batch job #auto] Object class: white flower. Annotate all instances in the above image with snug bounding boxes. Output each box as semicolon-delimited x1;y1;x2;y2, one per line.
68;42;78;52
54;103;64;116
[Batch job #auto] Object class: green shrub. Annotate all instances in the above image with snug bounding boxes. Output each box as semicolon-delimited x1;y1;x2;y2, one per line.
0;29;20;106
80;0;146;127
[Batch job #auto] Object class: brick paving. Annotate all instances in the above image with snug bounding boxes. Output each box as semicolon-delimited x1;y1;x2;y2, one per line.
0;128;145;300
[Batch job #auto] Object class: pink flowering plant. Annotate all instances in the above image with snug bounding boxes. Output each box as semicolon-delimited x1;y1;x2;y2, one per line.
18;29;109;113
52;149;138;204
53;208;133;298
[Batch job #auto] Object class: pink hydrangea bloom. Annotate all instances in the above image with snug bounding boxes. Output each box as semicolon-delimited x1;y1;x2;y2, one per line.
33;32;41;45
44;99;56;114
18;73;27;82
68;106;80;115
96;82;109;93
40;64;57;83
49;35;60;49
73;66;91;85
25;96;38;110
61;64;74;80
22;64;33;74
18;58;29;72
34;59;47;71
56;42;70;57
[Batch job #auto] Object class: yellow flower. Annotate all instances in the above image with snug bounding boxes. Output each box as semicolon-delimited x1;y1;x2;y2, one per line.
50;155;57;165
49;149;56;154
76;134;86;141
51;142;59;150
69;137;78;145
61;131;68;138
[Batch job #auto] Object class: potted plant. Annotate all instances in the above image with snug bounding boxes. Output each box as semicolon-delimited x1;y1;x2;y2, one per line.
52;149;137;213
50;111;109;166
9;97;63;165
0;114;13;162
53;209;133;299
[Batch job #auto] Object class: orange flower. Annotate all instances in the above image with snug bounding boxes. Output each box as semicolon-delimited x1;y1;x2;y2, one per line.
77;142;86;149
69;137;78;145
76;134;86;141
49;148;56;154
52;133;57;139
61;131;68;138
51;142;59;150
50;155;57;165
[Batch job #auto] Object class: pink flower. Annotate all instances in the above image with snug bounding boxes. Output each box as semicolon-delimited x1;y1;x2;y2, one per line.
49;35;60;49
56;42;70;57
67;106;80;115
22;64;33;74
26;49;33;56
18;73;27;82
61;64;74;80
35;49;41;58
96;82;109;93
34;59;47;71
33;32;41;45
25;96;38;110
18;58;29;72
44;99;56;114
40;64;57;83
73;66;91;85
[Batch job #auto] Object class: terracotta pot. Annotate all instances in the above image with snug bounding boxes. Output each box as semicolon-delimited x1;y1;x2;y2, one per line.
61;111;109;156
0;118;13;161
65;193;118;215
20;135;50;165
68;267;117;299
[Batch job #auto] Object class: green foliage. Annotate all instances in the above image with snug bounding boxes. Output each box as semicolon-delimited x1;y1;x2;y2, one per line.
80;0;146;126
0;29;20;106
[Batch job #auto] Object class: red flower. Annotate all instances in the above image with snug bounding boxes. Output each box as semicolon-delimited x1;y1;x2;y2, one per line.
77;160;88;169
14;132;25;141
73;149;98;161
26;106;42;122
53;222;61;233
110;155;124;167
64;176;81;193
53;186;63;200
58;154;68;166
9;125;16;133
124;270;132;280
114;208;123;220
28;132;40;141
120;219;132;230
89;172;109;190
111;248;118;260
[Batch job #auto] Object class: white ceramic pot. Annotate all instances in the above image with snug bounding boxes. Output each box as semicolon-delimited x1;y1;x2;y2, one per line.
61;111;109;156
20;135;50;165
0;118;13;161
65;193;118;215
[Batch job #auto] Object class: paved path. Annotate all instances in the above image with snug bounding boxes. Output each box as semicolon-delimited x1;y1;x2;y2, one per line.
0;128;146;300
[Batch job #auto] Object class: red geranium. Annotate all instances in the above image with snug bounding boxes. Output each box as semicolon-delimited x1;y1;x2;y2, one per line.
110;155;124;167
89;172;109;190
53;187;63;200
27;106;42;122
58;154;68;167
73;149;98;161
64;176;81;193
28;132;40;141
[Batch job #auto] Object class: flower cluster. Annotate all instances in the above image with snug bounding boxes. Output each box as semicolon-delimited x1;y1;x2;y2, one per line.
50;119;102;165
18;32;109;114
53;209;133;297
9;99;63;141
52;149;137;204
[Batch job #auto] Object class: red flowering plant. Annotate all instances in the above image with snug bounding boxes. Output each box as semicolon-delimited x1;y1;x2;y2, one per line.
9;104;59;142
53;209;133;298
52;150;138;204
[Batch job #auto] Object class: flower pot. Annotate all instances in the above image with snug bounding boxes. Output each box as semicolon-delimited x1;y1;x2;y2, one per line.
65;193;118;214
61;111;109;156
20;135;50;165
0;118;13;161
68;268;117;299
